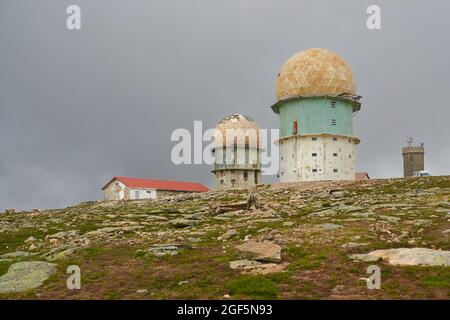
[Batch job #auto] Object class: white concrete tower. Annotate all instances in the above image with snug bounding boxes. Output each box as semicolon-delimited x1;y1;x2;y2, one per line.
212;114;262;190
271;48;362;182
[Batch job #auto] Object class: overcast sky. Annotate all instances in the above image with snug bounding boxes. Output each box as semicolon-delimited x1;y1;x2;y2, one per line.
1;0;449;211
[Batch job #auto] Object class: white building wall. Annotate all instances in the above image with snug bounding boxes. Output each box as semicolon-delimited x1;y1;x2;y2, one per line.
279;135;355;182
128;188;157;200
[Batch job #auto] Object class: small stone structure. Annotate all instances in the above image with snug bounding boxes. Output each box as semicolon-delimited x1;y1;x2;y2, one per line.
402;145;425;178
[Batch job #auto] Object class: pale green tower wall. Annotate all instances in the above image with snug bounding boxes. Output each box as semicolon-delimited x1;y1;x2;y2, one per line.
274;97;358;138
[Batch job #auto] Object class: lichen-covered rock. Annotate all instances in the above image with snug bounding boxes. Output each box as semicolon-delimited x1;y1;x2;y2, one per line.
0;261;57;293
348;253;380;262
169;218;199;228
317;223;343;230
229;259;262;269
140;243;191;257
364;248;450;266
236;241;281;263
47;230;79;239
0;251;30;259
218;229;239;241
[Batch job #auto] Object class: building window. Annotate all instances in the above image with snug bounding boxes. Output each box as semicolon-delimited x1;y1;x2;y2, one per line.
254;172;258;184
331;119;337;126
312;169;318;173
243;171;248;180
333;169;338;173
333;153;338;157
135;191;139;199
331;101;336;108
333;137;337;141
220;180;224;185
348;139;352;143
349;154;352;158
312;137;317;141
312;153;317;157
281;156;283;160
231;179;235;186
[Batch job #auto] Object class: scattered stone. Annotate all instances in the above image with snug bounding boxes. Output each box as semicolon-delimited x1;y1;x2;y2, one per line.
0;261;57;293
218;229;239;241
331;190;348;198
47;230;79;239
442;229;450;234
229;259;262;269
1;251;30;259
169;218;199;228
341;242;369;249
221;210;244;218
247;193;259;210
308;209;336;218
24;236;37;243
359;248;450;266
283;222;294;227
142;244;190;257
4;209;16;214
236;241;281;263
348;253;380;262
136;289;148;294
46;248;78;261
223;294;230;299
379;215;401;223
178;280;189;286
317;223;343;230
84;226;142;237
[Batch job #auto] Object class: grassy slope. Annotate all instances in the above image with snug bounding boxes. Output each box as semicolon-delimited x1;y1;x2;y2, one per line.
0;176;449;300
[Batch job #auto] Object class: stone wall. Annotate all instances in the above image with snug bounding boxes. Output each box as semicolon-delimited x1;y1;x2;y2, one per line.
402;146;425;177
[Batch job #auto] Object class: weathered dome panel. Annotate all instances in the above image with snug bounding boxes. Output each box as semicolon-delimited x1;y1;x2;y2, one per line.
215;114;260;148
276;48;356;100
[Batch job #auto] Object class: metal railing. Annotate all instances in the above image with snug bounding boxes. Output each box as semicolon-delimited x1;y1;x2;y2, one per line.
214;163;261;170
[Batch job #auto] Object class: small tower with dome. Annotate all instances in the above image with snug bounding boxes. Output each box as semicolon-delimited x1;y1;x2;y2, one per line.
271;48;362;182
212;114;262;190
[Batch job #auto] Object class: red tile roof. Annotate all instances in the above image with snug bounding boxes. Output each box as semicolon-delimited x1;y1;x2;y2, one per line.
102;176;210;192
355;172;370;181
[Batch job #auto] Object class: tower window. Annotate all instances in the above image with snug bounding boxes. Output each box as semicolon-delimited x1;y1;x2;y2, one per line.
220;180;224;185
312;153;317;157
312;169;318;173
312;137;317;141
331;101;336;108
231;179;235;186
254;172;258;184
333;153;338;157
333;169;338;173
243;171;248;180
331;119;337;126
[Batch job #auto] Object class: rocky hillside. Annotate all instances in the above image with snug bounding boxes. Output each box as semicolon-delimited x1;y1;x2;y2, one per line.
0;176;449;299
